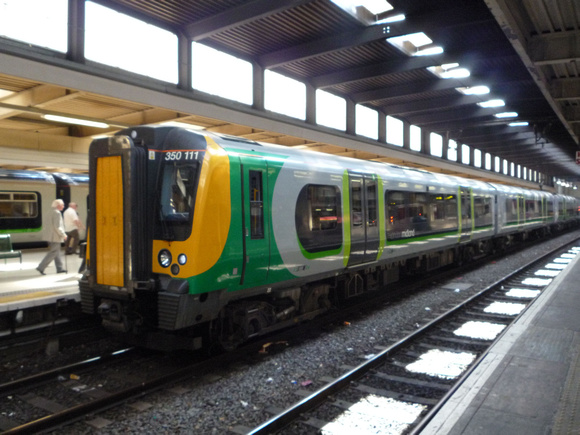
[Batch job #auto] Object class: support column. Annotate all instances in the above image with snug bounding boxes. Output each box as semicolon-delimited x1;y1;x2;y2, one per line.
177;33;192;91
305;82;316;125
421;128;431;156
442;135;449;160
402;121;411;151
253;62;265;112
67;0;85;63
346;99;356;135
378;111;386;143
456;143;464;165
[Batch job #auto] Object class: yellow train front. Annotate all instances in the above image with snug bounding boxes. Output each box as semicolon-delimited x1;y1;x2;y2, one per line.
80;126;241;350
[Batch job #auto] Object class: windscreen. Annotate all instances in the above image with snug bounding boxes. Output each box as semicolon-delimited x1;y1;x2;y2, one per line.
157;160;200;241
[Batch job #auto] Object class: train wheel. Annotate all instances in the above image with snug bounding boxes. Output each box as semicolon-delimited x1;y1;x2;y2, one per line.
211;307;246;352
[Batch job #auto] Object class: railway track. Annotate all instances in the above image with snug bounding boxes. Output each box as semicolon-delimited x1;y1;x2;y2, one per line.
239;240;580;435
1;234;577;433
0;334;268;433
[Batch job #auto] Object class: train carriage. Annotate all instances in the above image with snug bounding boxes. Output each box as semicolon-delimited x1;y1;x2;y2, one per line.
0;169;88;247
79;125;579;350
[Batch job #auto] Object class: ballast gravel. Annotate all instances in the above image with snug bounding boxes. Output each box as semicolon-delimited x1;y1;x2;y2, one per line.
6;230;580;434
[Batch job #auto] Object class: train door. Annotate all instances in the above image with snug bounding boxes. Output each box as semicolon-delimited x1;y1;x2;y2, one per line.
459;187;472;241
240;156;270;285
347;173;379;266
52;173;71;206
518;194;525;224
541;195;549;223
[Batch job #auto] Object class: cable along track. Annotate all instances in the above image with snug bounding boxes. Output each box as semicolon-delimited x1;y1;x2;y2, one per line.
243;240;580;435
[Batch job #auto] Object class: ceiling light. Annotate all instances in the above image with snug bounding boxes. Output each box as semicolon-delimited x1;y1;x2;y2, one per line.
509;121;529;127
358;0;393;15
43;114;109;128
160;121;205;130
0;89;14;99
440;68;470;79
456;86;490;95
494;112;518;118
478;99;505;108
415;44;444;56
375;13;405;23
388;32;441;57
428;64;470;79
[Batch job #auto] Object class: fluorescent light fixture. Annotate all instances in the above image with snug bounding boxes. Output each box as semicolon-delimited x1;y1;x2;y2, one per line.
494;112;518;118
375;13;405;23
415;44;444;56
359;0;393;15
388;32;442;56
456;86;490;95
509;121;529;127
440;68;470;79
43;114;109;128
478;99;505;108
331;0;398;24
160;121;205;130
0;89;14;99
428;63;470;79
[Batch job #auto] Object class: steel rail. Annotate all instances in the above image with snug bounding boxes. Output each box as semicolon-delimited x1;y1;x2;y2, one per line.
246;237;580;434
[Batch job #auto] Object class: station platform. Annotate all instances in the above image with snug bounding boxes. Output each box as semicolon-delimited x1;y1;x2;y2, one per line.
421;246;580;435
0;248;82;313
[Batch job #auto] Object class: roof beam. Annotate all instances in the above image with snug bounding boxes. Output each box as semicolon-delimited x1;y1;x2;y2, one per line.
259;6;490;69
529;30;580;66
185;0;311;41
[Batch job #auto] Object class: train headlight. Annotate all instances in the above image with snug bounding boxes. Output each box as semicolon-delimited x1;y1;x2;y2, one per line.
178;254;187;265
158;249;172;268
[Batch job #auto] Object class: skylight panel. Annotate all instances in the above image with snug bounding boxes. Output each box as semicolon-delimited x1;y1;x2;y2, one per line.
387;32;443;56
428;63;470;79
331;0;400;25
456;86;490;95
359;0;393;15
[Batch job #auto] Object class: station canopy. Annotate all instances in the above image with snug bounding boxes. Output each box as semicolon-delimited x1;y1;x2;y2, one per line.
0;0;579;187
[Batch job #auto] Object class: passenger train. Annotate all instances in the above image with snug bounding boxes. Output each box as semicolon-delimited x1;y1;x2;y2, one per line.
0;169;88;247
79;125;580;350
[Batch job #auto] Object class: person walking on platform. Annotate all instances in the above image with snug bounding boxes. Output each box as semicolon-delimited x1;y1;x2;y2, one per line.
63;202;84;255
36;199;67;275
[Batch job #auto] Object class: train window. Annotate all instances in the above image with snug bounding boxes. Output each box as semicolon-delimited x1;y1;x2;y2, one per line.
367;180;378;227
249;171;264;239
525;199;541;220
351;179;363;227
505;197;519;224
429;194;458;233
295;184;342;253
158;163;199;240
474;195;493;228
0;191;41;231
387;191;459;240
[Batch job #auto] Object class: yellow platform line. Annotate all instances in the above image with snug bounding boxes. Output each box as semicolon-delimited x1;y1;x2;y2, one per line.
0;291;60;304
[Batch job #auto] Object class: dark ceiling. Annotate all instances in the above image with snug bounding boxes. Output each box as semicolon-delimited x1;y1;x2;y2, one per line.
1;0;579;184
83;0;580;180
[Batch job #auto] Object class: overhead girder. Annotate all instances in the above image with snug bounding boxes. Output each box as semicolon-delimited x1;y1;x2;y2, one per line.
258;6;492;69
185;0;311;41
353;69;533;104
312;48;517;90
528;30;580;66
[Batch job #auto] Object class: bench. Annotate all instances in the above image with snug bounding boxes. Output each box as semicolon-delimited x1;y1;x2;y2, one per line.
0;234;22;267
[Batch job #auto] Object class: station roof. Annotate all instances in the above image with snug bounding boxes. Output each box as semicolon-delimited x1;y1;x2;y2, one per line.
0;0;579;187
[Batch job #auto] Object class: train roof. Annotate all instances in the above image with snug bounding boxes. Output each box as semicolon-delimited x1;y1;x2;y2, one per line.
0;169;55;183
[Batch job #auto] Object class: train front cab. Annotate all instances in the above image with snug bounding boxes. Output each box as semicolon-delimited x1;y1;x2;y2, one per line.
80;127;238;349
